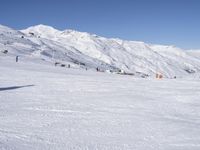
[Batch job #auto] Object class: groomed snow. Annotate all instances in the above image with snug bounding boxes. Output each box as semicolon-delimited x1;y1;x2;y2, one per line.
1;56;200;150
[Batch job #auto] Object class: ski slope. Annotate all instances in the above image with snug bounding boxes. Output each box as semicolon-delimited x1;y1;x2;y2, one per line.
1;56;200;150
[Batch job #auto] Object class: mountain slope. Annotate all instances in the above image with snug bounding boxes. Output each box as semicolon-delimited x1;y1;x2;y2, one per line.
1;24;200;78
186;49;200;60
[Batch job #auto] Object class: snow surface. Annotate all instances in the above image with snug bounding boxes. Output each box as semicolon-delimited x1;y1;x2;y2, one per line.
1;55;200;150
186;50;200;60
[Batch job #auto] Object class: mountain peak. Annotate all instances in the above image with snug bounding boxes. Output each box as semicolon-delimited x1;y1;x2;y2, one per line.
21;24;61;38
23;24;60;32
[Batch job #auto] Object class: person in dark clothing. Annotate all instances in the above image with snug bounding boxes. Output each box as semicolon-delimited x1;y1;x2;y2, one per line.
16;56;19;62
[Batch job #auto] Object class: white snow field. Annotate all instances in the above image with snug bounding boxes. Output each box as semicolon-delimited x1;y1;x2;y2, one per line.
1;56;200;150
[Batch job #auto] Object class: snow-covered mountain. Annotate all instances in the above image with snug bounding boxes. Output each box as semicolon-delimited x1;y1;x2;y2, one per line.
186;49;200;60
1;24;200;78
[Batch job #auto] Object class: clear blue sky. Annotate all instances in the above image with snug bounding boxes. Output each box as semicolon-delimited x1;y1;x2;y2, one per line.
0;0;200;49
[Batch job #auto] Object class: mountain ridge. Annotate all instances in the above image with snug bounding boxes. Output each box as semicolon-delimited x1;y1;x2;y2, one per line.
1;24;200;78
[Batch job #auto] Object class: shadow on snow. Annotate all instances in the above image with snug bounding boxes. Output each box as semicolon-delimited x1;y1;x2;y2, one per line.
0;85;35;91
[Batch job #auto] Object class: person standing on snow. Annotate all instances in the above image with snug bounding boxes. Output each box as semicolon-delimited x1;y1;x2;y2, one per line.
16;56;19;62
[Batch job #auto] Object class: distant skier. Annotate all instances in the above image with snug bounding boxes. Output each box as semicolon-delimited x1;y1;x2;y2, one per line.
55;62;59;66
68;64;71;68
16;56;19;62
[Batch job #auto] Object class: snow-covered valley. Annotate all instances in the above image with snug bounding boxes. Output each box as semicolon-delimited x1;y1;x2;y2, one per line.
1;55;200;150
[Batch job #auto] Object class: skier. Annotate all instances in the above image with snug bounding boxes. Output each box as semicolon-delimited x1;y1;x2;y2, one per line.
96;67;99;72
16;56;19;62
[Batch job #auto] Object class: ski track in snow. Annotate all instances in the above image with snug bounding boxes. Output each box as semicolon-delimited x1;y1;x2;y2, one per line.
0;56;200;150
